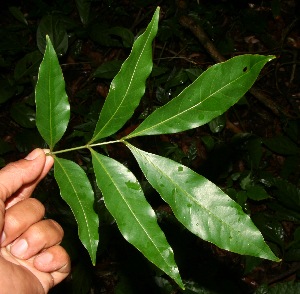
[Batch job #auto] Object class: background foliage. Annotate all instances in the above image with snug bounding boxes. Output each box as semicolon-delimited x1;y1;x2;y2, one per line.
0;0;299;293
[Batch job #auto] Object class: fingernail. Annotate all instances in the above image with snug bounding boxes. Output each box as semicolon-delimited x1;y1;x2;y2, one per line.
25;149;42;161
0;231;6;244
11;239;28;258
35;252;53;264
44;149;54;165
43;149;51;155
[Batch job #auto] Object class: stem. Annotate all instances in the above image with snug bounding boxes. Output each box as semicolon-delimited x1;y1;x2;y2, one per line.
90;139;123;148
48;139;123;155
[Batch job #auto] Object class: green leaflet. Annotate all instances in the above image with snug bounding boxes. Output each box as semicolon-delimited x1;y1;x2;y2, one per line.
125;55;275;138
75;0;91;25
54;157;99;265
33;6;280;286
14;50;43;81
92;60;123;79
89;7;160;143
91;149;184;288
36;16;68;55
127;144;279;261
35;36;70;150
255;281;300;294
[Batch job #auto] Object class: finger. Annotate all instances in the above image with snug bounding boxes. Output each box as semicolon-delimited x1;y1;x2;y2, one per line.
0;249;45;293
1;198;45;247
0;149;46;203
9;219;63;259
5;150;54;208
34;245;71;286
1;244;70;293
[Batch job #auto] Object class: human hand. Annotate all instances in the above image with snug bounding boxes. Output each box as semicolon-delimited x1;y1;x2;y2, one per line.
0;148;71;294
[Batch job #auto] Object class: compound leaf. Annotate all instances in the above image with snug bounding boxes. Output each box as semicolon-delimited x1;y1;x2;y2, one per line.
90;7;160;143
91;149;184;288
127;144;279;261
35;36;70;150
54;157;99;265
125;55;275;138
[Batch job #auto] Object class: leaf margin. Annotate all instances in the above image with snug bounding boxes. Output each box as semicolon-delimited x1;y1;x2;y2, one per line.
53;156;99;265
126;143;280;262
89;7;160;143
124;54;275;139
35;35;70;150
90;148;184;288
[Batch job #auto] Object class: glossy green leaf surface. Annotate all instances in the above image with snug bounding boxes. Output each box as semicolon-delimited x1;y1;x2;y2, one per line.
10;102;35;128
92;60;123;79
263;135;300;155
0;79;16;104
90;7;160;143
252;213;285;248
54;157;99;264
246;185;271;201
127;144;279;261
14;50;43;81
91;149;184;288
108;27;134;48
75;0;90;25
271;178;300;211
9;6;28;25
89;26;134;48
255;281;300;294
35;36;70;150
126;55;275;138
36;15;68;55
208;114;226;133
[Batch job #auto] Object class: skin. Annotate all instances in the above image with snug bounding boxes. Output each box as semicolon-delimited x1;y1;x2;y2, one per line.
0;148;71;293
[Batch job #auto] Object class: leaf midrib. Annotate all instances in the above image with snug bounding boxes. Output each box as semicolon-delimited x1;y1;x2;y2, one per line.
55;159;94;255
92;14;156;141
48;44;54;149
131;145;264;252
92;150;174;270
128;59;266;138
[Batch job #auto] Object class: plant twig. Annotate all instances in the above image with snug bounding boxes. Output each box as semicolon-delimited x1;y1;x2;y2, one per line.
179;14;288;117
48;139;122;155
179;15;226;63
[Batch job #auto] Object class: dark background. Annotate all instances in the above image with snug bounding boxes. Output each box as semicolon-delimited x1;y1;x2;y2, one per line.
0;0;299;293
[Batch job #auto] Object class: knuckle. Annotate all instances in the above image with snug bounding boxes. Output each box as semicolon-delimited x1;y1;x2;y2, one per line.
26;198;45;217
48;219;64;237
5;212;23;229
0;199;5;213
0;182;11;201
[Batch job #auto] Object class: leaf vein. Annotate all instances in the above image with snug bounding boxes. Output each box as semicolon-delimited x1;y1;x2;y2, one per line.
55;159;94;254
132;146;259;242
93;152;173;268
130;60;265;137
93;17;156;140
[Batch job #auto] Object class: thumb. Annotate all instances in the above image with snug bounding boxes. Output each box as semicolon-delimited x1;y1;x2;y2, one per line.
0;149;46;203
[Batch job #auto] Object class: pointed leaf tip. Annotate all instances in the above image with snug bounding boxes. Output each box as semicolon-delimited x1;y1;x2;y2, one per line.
54;157;99;264
125;54;274;139
90;7;160;142
127;144;279;262
91;149;184;288
35;36;70;150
